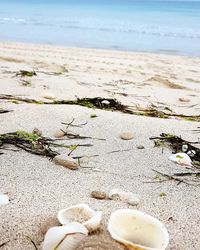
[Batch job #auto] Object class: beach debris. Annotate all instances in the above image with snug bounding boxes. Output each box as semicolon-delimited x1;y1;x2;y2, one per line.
151;169;200;186
42;222;88;250
58;204;102;233
91;191;107;200
0;194;9;206
169;153;192;167
32;128;42;137
20;79;31;86
53;154;79;170
0;130;58;158
1;94;200;121
26;236;38;250
0;109;12;114
137;145;145;149
179;97;190;103
16;70;37;77
108;209;169;250
0;241;10;248
159;192;167;198
150;133;200;166
120;132;134;140
76;235;126;250
109;189;140;206
90;114;97;118
42;93;55;100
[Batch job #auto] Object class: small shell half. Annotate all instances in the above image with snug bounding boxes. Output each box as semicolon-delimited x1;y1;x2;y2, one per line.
109;189;140;206
108;209;169;250
42;222;88;250
169;153;192;166
0;194;9;206
58;204;102;233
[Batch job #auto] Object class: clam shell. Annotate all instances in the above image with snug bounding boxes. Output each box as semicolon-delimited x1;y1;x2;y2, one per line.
109;189;140;205
169;153;192;166
42;222;88;250
108;209;169;250
58;203;102;233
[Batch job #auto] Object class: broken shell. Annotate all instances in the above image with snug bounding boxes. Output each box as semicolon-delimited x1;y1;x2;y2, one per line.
178;97;190;103
0;194;9;206
109;189;140;206
108;209;169;250
58;203;102;233
182;144;188;152
169;153;192;166
91;191;107;200
53;154;79;170
42;222;88;250
54;129;66;138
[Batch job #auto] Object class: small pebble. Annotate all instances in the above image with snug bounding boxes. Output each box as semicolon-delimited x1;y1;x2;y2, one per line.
91;191;107;200
40;218;60;236
109;189;140;206
137;145;144;149
53;154;79;170
43;93;55;100
54;129;65;138
120;132;134;140
178;97;190;103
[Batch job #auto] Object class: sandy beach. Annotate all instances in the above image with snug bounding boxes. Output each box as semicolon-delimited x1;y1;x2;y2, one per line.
0;41;200;250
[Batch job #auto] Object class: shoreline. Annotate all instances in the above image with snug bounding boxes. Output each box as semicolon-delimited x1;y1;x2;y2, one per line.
1;40;200;59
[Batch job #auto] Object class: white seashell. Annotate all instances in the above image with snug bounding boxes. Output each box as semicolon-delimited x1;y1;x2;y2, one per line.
0;194;9;206
101;100;110;105
187;150;196;158
42;222;88;250
169;153;192;166
58;203;102;233
182;144;188;152
109;189;140;206
108;209;169;250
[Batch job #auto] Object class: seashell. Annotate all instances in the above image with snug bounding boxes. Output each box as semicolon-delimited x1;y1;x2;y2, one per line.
137;145;145;149
91;191;107;200
43;93;55;100
76;235;126;250
178;97;190;103
101;100;110;105
53;154;79;170
0;194;9;206
182;144;188;152
169;153;192;166
109;189;140;206
120;132;134;140
108;209;169;250
54;129;66;138
187;150;196;158
42;222;88;250
58;203;102;233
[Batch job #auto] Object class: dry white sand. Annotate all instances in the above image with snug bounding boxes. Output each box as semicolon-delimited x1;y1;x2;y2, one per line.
0;42;200;250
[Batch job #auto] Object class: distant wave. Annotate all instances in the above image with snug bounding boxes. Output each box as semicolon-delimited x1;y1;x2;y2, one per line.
1;16;200;39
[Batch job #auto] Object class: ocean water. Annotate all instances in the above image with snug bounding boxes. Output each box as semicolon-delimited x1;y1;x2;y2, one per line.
0;0;200;56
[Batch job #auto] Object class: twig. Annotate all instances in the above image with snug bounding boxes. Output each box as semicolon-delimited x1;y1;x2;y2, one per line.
26;236;38;250
0;241;9;248
152;169;197;186
173;172;200;176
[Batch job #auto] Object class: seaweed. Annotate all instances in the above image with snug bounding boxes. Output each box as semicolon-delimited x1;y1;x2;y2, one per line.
0;130;92;158
16;70;37;77
150;133;200;164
